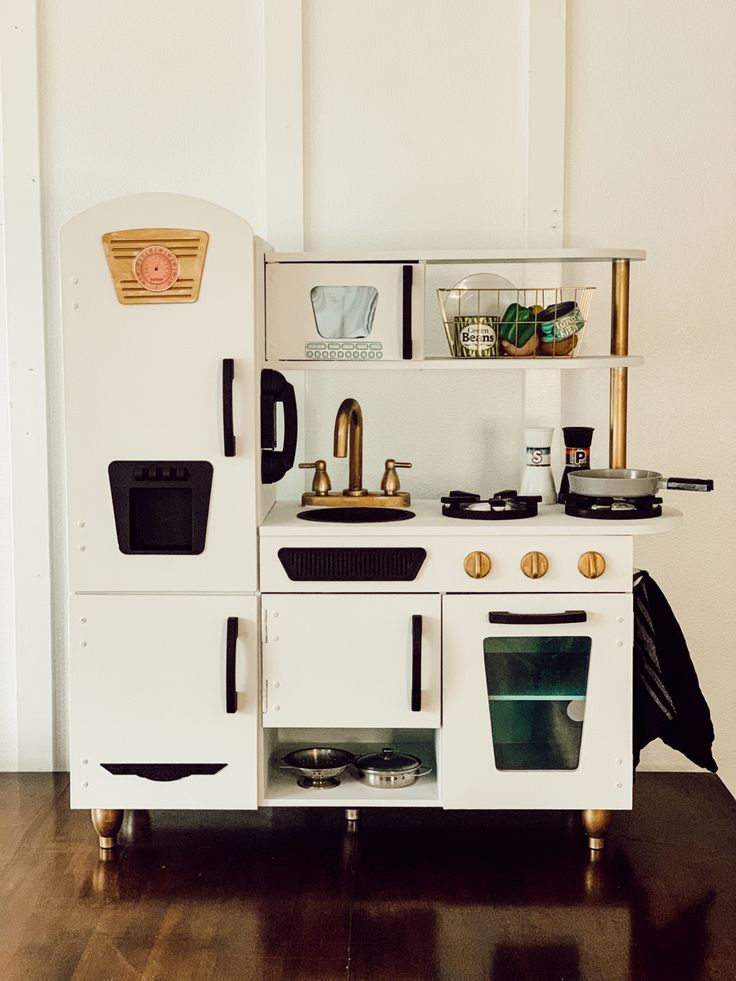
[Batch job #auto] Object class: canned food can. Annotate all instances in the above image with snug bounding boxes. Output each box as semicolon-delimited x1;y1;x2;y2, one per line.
537;302;585;342
452;316;499;358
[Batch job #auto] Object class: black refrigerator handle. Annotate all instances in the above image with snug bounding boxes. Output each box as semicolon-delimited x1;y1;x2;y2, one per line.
222;359;236;457
261;369;298;483
488;610;588;625
411;614;422;711
226;616;239;714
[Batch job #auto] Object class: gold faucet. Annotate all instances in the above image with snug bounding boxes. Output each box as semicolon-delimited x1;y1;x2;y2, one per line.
300;397;411;508
334;398;367;496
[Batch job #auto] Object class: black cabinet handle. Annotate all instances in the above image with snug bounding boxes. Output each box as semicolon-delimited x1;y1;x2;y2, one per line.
222;359;236;457
411;614;422;711
226;616;238;713
488;610;588;625
261;369;298;483
402;265;413;360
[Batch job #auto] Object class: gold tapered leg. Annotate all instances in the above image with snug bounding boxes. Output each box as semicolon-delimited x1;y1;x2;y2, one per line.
581;809;612;851
91;809;124;850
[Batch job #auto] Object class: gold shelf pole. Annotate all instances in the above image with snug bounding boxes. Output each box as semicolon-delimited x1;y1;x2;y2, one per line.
609;259;630;468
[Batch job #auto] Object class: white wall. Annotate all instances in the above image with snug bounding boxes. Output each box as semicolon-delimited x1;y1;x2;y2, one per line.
1;1;732;792
564;0;736;787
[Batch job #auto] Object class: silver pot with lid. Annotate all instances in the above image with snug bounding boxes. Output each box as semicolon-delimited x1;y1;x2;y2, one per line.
354;747;432;789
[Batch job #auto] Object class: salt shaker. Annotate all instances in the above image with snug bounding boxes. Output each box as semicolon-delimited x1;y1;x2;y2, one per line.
520;427;557;504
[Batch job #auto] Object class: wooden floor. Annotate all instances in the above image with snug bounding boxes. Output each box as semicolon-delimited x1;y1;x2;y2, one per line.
0;774;734;980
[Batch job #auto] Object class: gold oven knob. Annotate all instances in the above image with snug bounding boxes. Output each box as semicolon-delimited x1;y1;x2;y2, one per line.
464;551;492;579
520;551;549;579
578;551;606;579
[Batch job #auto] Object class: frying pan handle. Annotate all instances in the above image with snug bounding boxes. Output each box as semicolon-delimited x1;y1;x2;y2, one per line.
664;477;714;492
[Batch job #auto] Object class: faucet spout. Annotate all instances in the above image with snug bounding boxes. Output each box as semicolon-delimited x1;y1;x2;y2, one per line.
333;398;366;496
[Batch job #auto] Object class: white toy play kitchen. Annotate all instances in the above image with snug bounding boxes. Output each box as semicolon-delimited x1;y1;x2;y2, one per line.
61;194;688;853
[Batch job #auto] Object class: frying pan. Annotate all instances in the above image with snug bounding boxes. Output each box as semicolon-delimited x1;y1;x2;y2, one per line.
567;469;714;498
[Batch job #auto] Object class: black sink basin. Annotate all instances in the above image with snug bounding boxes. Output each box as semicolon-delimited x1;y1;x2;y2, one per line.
297;507;415;523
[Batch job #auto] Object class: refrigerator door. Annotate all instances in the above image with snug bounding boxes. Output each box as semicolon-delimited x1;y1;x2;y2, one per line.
69;594;259;810
61;194;258;592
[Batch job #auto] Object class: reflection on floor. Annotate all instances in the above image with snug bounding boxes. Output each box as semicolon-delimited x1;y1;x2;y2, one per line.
0;773;734;980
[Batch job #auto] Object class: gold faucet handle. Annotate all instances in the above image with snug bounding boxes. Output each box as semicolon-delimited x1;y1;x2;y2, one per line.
381;459;412;496
299;459;332;495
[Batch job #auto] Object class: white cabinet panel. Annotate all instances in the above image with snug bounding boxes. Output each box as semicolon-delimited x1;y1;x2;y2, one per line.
69;594;258;809
442;592;632;811
262;594;441;728
61;195;258;592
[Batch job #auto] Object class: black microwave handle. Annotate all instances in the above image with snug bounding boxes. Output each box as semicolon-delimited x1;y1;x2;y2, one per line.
222;359;236;457
261;369;298;483
488;610;588;625
402;265;413;360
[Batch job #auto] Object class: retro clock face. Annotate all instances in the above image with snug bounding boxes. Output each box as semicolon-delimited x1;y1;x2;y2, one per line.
133;245;180;292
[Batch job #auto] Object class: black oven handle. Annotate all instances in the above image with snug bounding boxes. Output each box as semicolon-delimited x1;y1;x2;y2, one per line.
488;610;588;625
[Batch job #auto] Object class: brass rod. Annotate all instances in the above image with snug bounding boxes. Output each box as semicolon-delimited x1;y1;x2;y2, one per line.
609;259;630;468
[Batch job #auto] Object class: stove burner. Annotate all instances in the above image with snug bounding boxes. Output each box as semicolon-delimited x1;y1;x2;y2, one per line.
441;489;542;520
564;493;663;520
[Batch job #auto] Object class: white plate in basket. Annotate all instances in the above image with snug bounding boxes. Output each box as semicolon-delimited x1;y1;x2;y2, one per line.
444;272;518;321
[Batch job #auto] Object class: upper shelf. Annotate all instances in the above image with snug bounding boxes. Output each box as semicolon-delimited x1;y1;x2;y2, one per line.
264;355;643;371
266;248;646;264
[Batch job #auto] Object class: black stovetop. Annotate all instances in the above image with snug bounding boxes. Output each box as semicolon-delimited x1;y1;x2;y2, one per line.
441;490;542;520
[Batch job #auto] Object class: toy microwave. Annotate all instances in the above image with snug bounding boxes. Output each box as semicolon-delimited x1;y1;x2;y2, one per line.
265;261;425;362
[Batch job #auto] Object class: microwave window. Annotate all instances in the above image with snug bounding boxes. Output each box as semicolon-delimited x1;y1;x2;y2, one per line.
310;286;378;339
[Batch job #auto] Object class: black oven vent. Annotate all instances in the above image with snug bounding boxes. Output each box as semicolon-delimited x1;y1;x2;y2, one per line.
277;547;426;581
100;763;226;782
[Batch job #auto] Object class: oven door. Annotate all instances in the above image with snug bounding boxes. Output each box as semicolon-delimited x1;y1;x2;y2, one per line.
265;262;424;362
442;593;632;811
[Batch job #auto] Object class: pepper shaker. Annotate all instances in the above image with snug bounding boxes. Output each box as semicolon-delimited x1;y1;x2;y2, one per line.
558;427;594;502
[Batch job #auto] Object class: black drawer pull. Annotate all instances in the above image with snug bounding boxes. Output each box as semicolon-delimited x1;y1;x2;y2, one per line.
100;763;226;782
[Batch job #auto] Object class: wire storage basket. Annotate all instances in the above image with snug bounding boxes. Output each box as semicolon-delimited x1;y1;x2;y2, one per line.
437;287;595;358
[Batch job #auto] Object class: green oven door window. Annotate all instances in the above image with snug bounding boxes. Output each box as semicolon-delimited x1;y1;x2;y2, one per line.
483;636;591;771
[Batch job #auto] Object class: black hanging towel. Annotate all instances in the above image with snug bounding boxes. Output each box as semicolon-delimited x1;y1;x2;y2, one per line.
633;570;717;772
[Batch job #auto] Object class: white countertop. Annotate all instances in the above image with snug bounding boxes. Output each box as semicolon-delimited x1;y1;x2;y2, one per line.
260;500;682;538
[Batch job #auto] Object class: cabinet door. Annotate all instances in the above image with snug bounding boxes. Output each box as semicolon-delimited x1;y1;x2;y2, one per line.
69;594;258;809
61;195;258;593
442;593;632;810
262;594;440;727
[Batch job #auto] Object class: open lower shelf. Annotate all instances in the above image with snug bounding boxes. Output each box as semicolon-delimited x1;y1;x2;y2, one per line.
264;355;642;371
262;737;440;807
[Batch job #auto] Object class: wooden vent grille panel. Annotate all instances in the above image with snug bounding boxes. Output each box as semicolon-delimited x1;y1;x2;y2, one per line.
102;228;209;304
